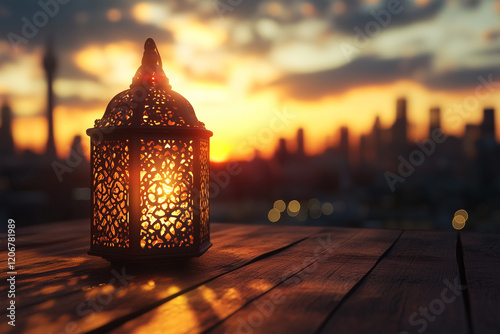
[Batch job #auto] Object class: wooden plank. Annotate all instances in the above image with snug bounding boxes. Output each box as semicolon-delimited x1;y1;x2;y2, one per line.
319;231;468;334
0;224;323;334
0;223;265;282
460;232;500;334
107;228;360;334
204;228;401;334
0;220;242;253
0;219;89;252
0;223;291;308
0;221;255;271
0;223;263;296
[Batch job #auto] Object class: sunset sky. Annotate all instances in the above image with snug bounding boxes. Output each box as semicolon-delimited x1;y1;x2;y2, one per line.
1;0;500;162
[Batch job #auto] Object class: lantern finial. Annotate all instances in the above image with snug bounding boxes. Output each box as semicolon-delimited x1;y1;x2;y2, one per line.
130;38;171;90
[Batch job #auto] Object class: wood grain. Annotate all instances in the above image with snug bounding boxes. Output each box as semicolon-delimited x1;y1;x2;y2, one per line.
205;228;401;334
0;221;321;334
319;231;468;334
109;228;363;334
460;232;500;334
2;220;498;334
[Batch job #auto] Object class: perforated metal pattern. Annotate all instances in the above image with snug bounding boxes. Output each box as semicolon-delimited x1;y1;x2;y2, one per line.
91;140;130;247
95;88;204;129
200;140;210;243
139;139;195;249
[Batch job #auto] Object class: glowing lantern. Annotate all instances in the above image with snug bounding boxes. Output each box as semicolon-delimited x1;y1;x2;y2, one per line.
87;38;212;263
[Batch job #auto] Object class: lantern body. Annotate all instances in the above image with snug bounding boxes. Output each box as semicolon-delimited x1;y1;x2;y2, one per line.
87;39;212;263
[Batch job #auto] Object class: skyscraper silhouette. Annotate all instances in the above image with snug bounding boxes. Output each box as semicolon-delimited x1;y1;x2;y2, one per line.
372;115;382;163
297;128;305;156
393;98;408;147
0;100;15;156
43;39;57;159
429;107;441;137
274;137;288;164
481;108;495;141
339;126;349;161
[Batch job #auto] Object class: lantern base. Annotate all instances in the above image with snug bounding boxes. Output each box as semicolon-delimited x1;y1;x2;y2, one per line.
88;241;212;265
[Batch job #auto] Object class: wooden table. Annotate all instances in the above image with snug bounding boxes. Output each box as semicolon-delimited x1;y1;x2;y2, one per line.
1;220;499;334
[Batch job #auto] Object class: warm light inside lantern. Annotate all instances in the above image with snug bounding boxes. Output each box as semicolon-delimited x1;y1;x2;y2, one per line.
139;169;194;248
138;139;195;249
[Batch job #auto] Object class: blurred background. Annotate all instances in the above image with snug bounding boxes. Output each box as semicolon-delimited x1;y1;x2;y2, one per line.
0;0;499;231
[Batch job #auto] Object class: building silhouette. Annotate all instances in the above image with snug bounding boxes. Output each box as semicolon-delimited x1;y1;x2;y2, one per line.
339;126;349;161
429;107;441;137
481;108;495;142
0;100;15;157
393;97;408;147
274;137;288;164
43;39;57;159
296;128;305;157
372;116;382;163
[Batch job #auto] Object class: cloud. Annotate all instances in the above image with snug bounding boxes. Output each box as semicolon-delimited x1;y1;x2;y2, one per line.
331;0;447;35
269;54;433;100
269;51;500;100
0;0;496;101
1;0;173;53
423;66;500;91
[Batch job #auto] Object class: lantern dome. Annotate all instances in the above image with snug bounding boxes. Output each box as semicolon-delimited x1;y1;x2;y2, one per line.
94;38;206;129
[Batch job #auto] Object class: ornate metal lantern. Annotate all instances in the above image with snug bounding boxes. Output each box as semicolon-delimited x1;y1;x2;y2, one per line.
87;38;212;263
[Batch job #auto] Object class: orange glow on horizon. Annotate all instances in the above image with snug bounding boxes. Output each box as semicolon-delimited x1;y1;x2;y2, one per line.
12;116;47;155
9;79;500;163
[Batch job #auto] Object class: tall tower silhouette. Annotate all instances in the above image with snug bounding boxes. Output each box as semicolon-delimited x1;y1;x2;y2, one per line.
393;98;407;144
0;100;15;156
43;39;57;158
372;115;382;162
429;107;441;137
274;137;288;164
481;108;495;141
297;128;305;156
339;126;349;161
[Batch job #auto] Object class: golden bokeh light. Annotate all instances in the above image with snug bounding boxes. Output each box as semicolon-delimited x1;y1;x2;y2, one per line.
452;209;468;230
288;200;300;213
452;215;466;230
454;209;469;221
268;208;281;222
273;199;286;212
287;200;301;217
